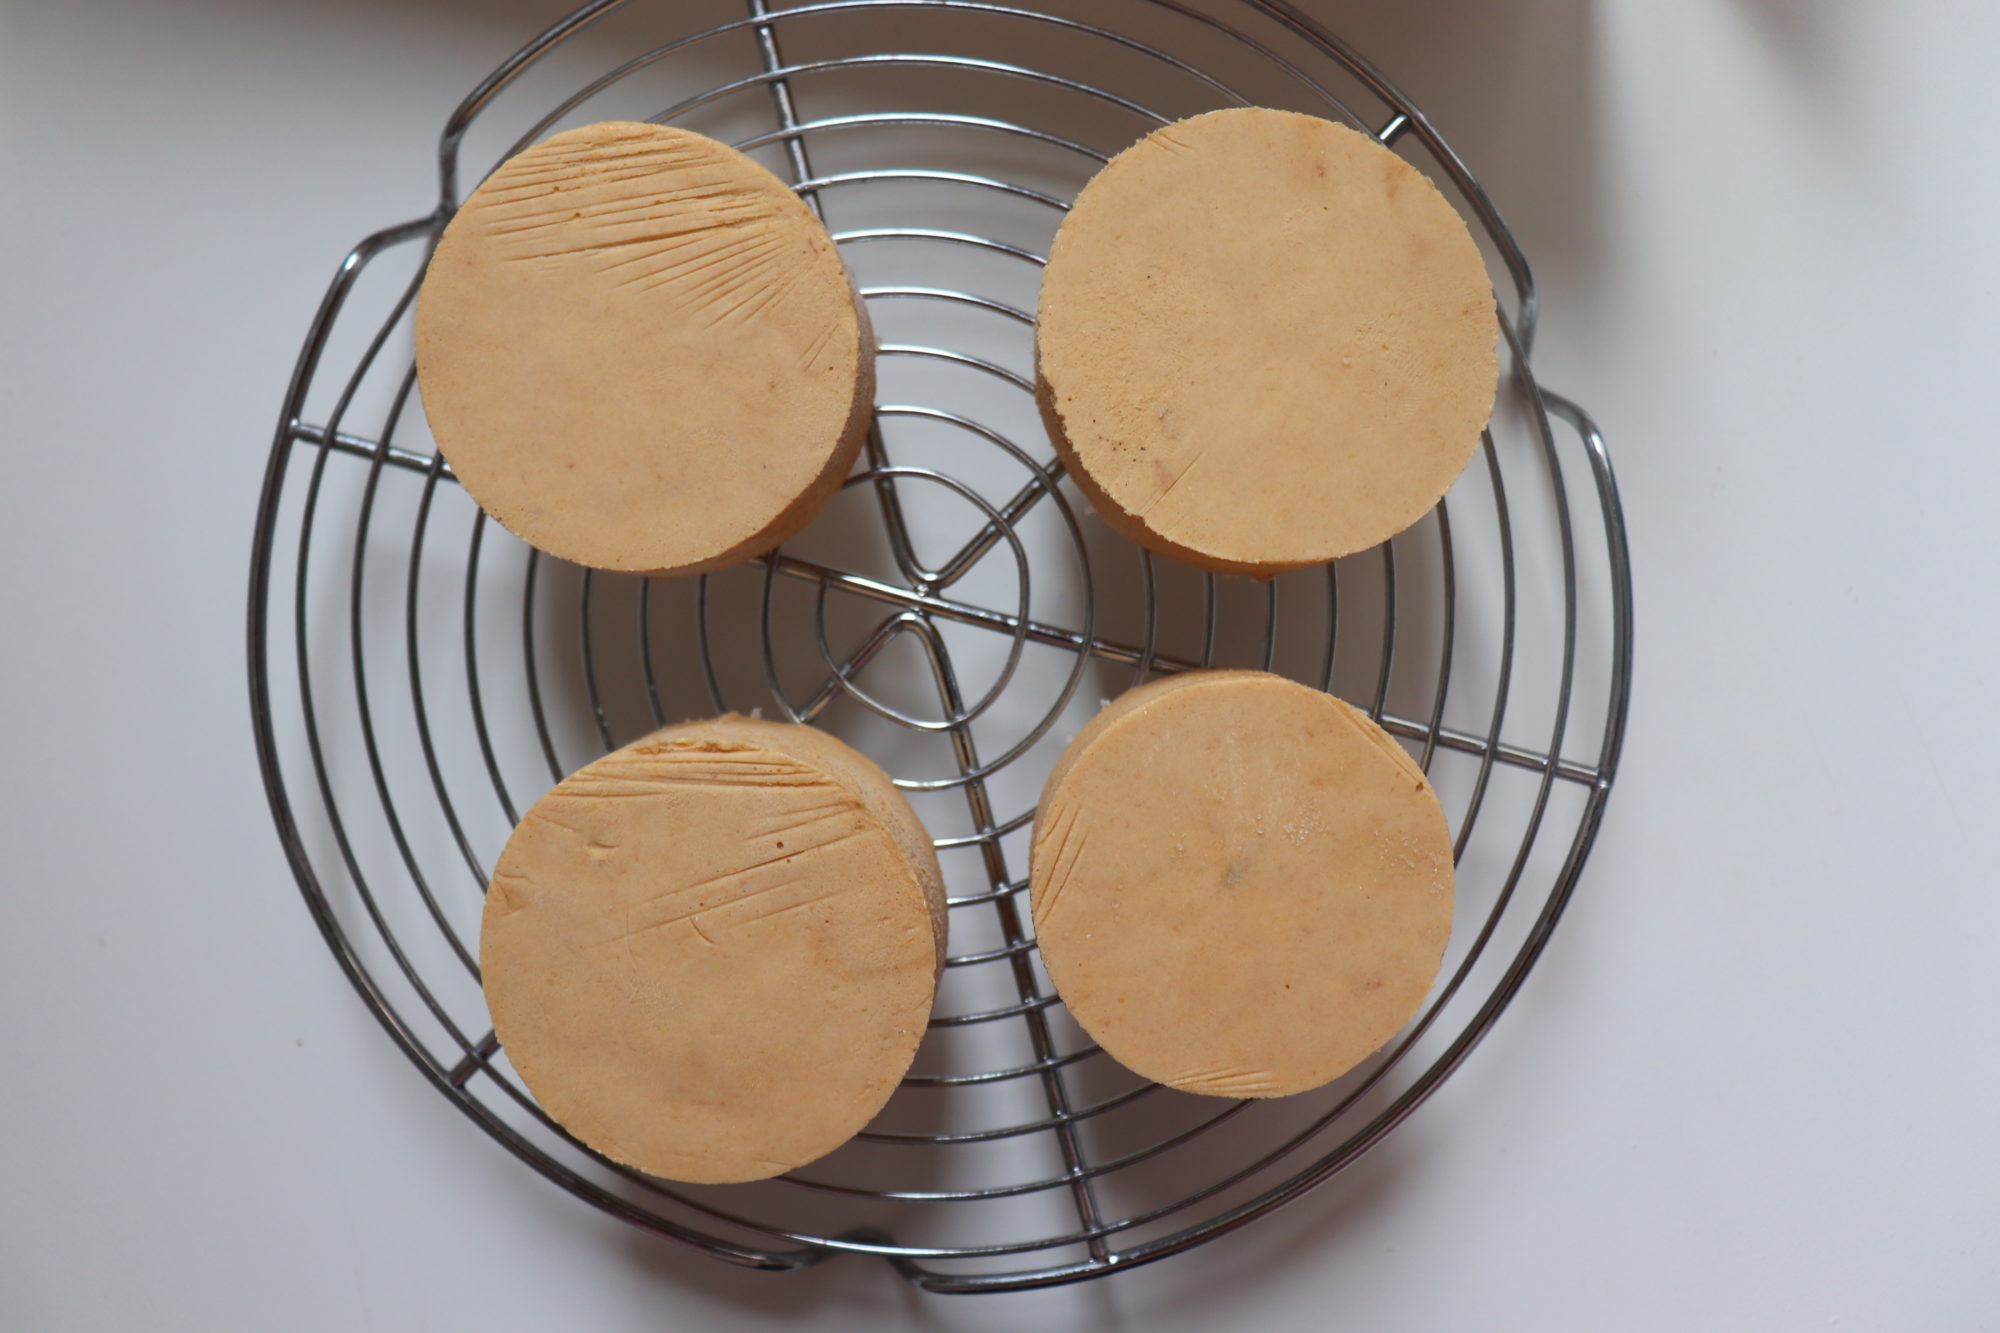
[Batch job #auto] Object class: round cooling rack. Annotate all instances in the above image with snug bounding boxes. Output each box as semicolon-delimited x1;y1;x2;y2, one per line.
247;0;1633;1294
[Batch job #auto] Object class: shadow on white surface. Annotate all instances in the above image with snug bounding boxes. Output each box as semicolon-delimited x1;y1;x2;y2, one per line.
17;0;2000;1323
1306;0;1605;335
237;0;1615;1315
1729;0;1838;84
593;1129;1419;1325
0;0;1648;1326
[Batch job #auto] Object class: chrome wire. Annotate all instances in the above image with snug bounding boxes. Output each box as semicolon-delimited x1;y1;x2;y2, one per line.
247;0;1633;1294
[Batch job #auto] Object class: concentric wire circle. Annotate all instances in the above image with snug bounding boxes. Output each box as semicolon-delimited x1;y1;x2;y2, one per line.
247;0;1632;1293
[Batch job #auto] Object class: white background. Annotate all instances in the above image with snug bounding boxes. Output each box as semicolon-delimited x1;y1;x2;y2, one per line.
4;0;1998;1328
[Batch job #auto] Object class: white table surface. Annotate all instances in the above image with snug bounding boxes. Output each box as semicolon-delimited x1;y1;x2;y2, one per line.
5;0;1997;1328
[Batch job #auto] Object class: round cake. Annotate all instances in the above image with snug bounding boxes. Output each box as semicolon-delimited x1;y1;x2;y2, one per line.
416;121;873;575
481;716;944;1183
1031;670;1454;1097
1036;107;1499;576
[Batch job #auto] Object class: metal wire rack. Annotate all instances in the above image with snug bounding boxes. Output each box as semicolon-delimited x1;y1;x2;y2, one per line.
246;0;1633;1293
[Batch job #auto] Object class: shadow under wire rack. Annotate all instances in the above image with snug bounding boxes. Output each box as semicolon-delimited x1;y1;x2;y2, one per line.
246;0;1633;1294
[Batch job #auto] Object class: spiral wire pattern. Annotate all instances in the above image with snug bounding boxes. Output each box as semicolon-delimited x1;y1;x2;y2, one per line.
247;0;1633;1291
